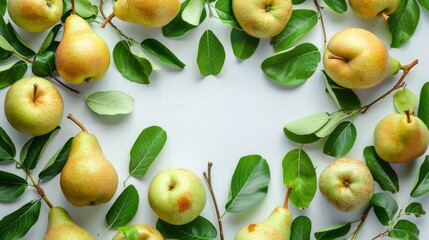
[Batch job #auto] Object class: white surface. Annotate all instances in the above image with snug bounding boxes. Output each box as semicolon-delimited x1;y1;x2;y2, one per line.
1;1;429;239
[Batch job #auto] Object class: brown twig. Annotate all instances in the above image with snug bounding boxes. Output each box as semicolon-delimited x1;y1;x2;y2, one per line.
313;0;327;47
203;162;224;240
48;75;81;95
27;171;54;209
371;229;389;240
361;59;419;113
351;205;372;240
99;0;134;44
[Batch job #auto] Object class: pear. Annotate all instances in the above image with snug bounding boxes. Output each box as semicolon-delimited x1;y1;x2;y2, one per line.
234;206;292;240
374;110;429;163
349;0;400;20
101;0;180;28
112;224;164;240
323;28;402;90
55;0;110;84
60;114;118;206
44;206;94;240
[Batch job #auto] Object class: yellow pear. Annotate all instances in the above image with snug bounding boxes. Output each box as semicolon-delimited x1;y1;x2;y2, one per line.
44;206;94;240
60;114;118;206
55;1;110;84
349;0;400;20
112;224;164;240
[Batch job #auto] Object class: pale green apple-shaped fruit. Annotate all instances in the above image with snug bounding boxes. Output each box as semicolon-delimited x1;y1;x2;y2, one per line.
148;168;207;225
4;77;63;136
112;224;164;240
319;157;374;212
232;0;293;38
60;114;118;207
323;28;402;89
349;0;400;20
7;0;63;32
234;206;292;240
374;111;429;163
44;206;94;240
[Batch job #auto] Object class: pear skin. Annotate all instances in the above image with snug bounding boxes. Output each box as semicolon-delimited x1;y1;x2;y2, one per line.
44;206;94;240
112;224;164;240
349;0;400;20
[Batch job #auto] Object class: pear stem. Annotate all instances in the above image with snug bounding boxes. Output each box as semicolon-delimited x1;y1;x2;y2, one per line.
67;113;88;132
405;109;412;123
27;171;54;209
380;11;389;21
328;54;348;62
33;83;38;103
101;12;115;28
71;0;76;15
313;0;327;47
283;186;292;209
351;205;372;240
361;59;419;113
203;162;225;240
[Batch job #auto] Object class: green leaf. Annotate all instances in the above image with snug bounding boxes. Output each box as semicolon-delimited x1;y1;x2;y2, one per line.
364;146;399;193
293;0;306;4
215;0;240;28
262;43;321;86
128;126;167;179
283;128;320;144
285;112;330;135
156;216;217;240
418;82;429;129
394;88;418;114
86;90;135;116
0;127;16;161
6;22;35;57
291;216;312;240
182;0;206;26
282;148;317;209
405;202;426;217
388;0;420;48
314;222;351;240
388;220;419;240
141;39;185;68
39;24;63;53
38;137;73;181
273;9;318;51
418;0;429;10
118;225;139;240
106;185;139;228
323;121;357;157
0;171;28;201
323;70;361;111
0;16;12;60
0;0;6;16
32;41;59;77
163;0;207;38
230;28;259;60
410;156;429;198
20;127;60;171
197;30;226;77
323;0;347;13
113;40;152;84
225;155;270;213
62;0;98;20
0;199;41;240
370;193;398;226
0;60;27;89
315;112;348;138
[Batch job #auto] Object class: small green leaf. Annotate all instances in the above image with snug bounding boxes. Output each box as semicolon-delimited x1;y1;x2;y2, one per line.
106;185;139;228
182;0;206;26
323;70;361;111
323;0;347;13
0;171;28;201
370;193;398;226
418;82;429;129
388;220;419;240
118;225;139;240
225;155;270;213
273;9;318;51
20;127;60;171
364;146;399;193
0;199;41;240
141;39;185;68
293;0;306;4
39;24;63;53
282;148;317;209
38;137;73;181
285;112;330;136
315;112;348;138
156;216;217;240
323;121;357;157
86;90;135;116
0;60;27;89
262;43;321;86
113;40;152;84
32;42;59;77
215;0;240;28
230;28;259;60
283;128;320;144
0;127;16;161
0;0;6;16
291;216;312;240
197;30;226;77
6;22;35;57
410;156;429;198
405;202;426;217
419;0;429;10
128;126;167;179
163;0;207;38
314;222;351;240
0;16;12;60
388;0;420;48
394;88;418;114
62;0;98;20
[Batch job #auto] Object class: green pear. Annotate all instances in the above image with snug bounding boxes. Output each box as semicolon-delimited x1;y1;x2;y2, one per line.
349;0;400;20
234;206;292;240
7;0;63;32
101;0;180;28
323;28;402;89
60;114;118;207
55;1;110;84
112;224;164;240
44;206;94;240
374;111;429;163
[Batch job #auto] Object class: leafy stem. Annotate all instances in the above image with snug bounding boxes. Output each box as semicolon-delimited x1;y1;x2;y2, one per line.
351;205;372;240
203;162;224;240
313;0;327;47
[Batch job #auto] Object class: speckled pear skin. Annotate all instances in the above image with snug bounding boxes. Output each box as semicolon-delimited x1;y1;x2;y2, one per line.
113;0;180;28
44;206;94;240
234;206;292;240
112;224;164;240
374;113;429;163
349;0;400;19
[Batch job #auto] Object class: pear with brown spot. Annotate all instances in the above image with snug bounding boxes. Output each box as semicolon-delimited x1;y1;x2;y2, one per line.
112;224;163;240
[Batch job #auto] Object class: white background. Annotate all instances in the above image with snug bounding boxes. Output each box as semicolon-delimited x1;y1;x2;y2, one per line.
1;1;429;239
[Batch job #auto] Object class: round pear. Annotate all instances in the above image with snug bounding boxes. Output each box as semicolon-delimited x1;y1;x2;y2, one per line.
232;0;293;38
112;224;164;240
349;0;400;20
319;157;374;212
